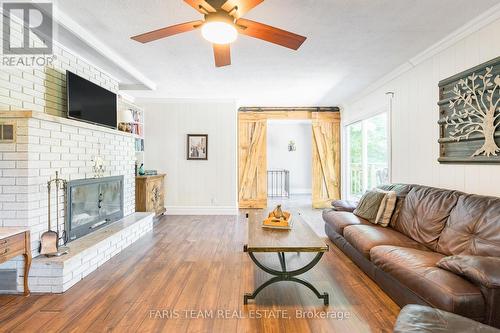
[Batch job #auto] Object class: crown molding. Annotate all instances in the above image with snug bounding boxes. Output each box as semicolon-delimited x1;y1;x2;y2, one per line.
0;4;128;88
2;1;157;91
345;2;500;106
52;8;157;91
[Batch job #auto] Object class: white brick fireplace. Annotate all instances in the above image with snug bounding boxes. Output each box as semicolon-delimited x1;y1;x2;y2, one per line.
0;14;154;293
0;110;151;293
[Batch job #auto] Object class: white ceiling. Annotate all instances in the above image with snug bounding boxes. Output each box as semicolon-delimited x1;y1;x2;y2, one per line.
54;0;499;106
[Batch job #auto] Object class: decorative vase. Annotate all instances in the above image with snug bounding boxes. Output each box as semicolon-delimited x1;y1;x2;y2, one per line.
138;163;145;176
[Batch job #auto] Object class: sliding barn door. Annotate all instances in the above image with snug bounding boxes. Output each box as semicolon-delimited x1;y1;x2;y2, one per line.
312;112;341;208
238;115;267;208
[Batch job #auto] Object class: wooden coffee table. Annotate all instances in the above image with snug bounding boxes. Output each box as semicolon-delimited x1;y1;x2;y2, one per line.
243;210;329;305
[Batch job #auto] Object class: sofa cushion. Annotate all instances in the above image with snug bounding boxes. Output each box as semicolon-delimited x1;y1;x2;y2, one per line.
395;185;461;251
322;210;369;235
394;305;500;333
437;194;500;257
343;224;429;259
371;246;485;320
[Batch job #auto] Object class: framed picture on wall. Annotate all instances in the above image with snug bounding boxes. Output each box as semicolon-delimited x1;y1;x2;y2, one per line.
187;134;208;160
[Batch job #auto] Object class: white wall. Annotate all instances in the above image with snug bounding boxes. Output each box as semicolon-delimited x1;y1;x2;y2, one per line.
139;100;238;214
342;15;500;197
0;18;119;116
267;120;312;194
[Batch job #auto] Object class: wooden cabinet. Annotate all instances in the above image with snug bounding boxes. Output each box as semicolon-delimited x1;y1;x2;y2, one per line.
135;174;166;217
0;228;31;296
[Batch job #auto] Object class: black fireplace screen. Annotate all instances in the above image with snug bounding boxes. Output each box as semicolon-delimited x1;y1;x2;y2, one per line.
66;176;124;242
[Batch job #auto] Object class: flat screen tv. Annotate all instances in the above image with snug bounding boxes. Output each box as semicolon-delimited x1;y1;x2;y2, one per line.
67;71;117;129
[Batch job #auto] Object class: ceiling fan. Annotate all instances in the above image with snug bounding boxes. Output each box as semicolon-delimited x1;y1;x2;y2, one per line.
131;0;307;67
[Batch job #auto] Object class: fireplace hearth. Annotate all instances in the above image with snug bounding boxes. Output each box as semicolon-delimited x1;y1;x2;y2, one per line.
65;176;124;242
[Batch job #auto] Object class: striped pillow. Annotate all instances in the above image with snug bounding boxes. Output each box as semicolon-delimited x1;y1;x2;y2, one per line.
374;189;397;227
353;190;387;223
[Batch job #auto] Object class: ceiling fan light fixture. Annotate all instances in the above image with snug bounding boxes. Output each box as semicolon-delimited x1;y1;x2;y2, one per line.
131;1;307;67
201;21;237;44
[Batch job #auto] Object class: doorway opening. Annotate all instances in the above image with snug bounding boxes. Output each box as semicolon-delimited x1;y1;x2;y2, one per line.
267;119;313;209
238;107;341;210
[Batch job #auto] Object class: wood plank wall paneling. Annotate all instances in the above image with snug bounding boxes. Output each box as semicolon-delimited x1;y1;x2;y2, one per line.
140;101;238;213
343;18;500;197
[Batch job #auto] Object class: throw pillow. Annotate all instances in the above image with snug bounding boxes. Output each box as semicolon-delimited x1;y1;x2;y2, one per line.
437;255;500;289
353;190;386;223
374;189;397;227
331;200;358;212
384;184;412;228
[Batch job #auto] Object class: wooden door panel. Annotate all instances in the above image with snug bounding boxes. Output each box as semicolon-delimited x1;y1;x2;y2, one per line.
312;112;341;208
238;118;267;208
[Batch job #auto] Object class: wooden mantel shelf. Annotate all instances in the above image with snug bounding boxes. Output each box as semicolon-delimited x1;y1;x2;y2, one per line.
0;110;36;118
0;110;141;139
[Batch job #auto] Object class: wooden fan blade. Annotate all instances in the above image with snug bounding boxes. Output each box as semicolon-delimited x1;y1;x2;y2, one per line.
184;0;216;14
236;18;306;50
213;44;231;67
131;20;204;43
221;0;264;19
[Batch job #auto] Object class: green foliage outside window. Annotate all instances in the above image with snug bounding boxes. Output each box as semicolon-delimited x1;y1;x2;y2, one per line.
348;113;388;199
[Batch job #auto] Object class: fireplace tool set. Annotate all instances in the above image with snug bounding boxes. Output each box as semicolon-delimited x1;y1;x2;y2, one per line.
40;171;69;257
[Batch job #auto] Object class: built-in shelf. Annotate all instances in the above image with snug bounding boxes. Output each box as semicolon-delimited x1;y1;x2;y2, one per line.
117;97;145;159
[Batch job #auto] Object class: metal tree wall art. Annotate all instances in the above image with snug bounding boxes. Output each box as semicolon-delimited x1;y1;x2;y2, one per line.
438;57;500;163
445;67;500;156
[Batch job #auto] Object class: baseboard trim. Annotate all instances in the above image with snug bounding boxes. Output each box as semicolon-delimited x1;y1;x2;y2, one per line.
291;189;312;195
165;206;238;215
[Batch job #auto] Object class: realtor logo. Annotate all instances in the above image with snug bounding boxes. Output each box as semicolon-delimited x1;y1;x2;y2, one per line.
2;2;53;55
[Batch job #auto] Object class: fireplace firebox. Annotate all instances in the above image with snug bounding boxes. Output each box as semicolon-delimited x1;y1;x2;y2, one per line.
65;176;124;242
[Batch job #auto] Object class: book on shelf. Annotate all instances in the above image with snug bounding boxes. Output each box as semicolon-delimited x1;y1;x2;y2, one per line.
135;138;144;152
129;123;143;136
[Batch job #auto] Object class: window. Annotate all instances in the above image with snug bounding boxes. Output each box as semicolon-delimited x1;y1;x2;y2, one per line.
346;113;389;200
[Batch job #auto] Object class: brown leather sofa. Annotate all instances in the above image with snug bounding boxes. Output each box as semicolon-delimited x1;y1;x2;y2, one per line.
394;304;500;333
323;184;500;328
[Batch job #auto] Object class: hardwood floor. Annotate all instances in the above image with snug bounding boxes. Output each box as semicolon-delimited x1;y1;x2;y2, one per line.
0;215;399;333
